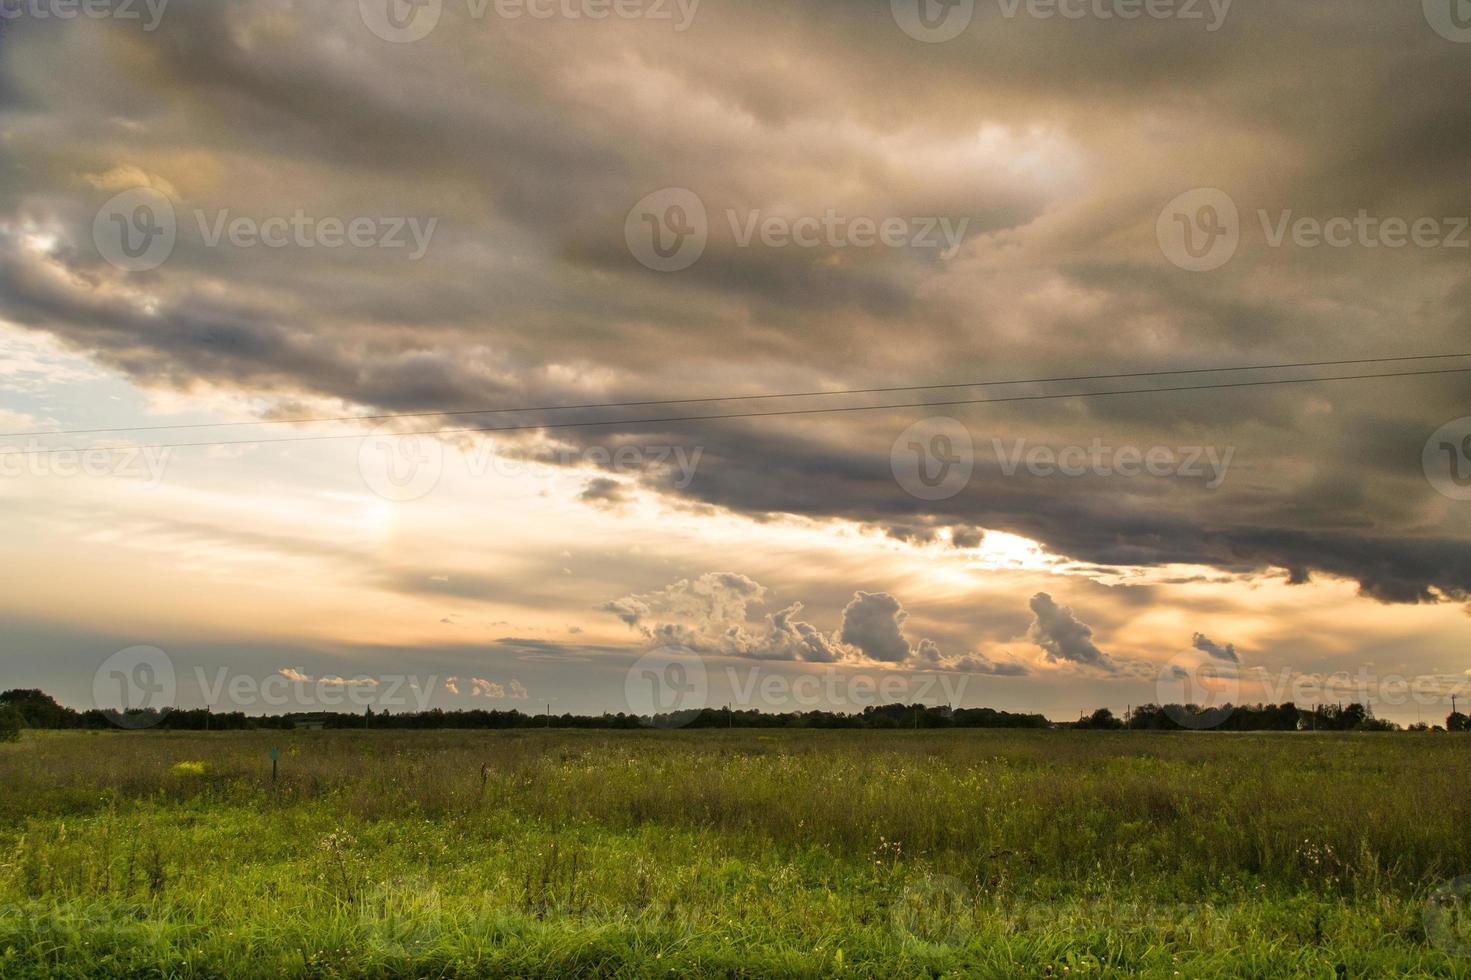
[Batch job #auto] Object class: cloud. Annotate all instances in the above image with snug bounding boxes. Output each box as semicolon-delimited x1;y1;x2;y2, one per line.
839;591;913;663
603;577;1054;673
603;572;843;661
951;527;985;549
1026;593;1111;671
605;576;965;667
1191;632;1240;663
1;0;1469;706
602;572;766;637
956;655;1031;677
766;602;843;663
910;639;1030;676
579;477;630;509
469;678;505;699
448;676;529;701
275;667;380;688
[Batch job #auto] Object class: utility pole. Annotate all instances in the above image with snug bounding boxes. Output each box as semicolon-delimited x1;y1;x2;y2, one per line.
545;704;551;729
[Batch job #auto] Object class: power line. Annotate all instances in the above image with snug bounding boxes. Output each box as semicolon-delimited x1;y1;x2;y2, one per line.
2;365;1466;459
3;352;1468;440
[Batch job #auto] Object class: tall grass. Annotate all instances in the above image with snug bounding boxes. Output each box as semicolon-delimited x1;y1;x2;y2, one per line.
3;729;1465;893
1;730;1469;977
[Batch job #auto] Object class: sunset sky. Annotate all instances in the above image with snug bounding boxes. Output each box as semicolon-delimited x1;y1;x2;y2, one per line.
2;0;1469;725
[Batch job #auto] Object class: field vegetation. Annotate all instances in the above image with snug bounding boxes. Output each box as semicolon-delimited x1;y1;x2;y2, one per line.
2;729;1470;977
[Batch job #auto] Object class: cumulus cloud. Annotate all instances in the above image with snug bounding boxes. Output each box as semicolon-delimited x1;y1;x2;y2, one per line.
601;572;766;642
605;576;967;667
1191;632;1240;664
839;592;913;663
767;602;843;664
275;667;379;687
603;572;839;661
447;676;529;701
469;678;505;698
1026;593;1111;671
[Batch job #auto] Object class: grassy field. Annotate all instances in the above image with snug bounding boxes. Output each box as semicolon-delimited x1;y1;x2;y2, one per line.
2;729;1470;977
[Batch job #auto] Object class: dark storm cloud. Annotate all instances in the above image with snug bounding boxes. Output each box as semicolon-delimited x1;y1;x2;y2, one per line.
3;0;1471;605
631;413;1471;605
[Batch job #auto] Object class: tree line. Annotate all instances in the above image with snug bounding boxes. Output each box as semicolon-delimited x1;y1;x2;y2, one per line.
1077;703;1464;732
2;688;1463;737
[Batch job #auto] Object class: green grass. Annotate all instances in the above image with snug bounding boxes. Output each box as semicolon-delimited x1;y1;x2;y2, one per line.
2;729;1470;977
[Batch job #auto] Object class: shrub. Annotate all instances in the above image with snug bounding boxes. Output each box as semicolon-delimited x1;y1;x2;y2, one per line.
0;705;23;742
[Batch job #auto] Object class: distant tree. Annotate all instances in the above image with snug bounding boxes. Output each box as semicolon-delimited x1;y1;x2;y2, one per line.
1125;704;1169;730
0;704;23;742
1079;707;1124;730
1448;712;1470;732
0;689;77;728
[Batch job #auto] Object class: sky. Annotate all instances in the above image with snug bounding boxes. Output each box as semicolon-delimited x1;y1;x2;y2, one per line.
1;0;1470;726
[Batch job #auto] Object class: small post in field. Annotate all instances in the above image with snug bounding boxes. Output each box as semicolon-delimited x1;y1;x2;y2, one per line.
270;746;280;784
